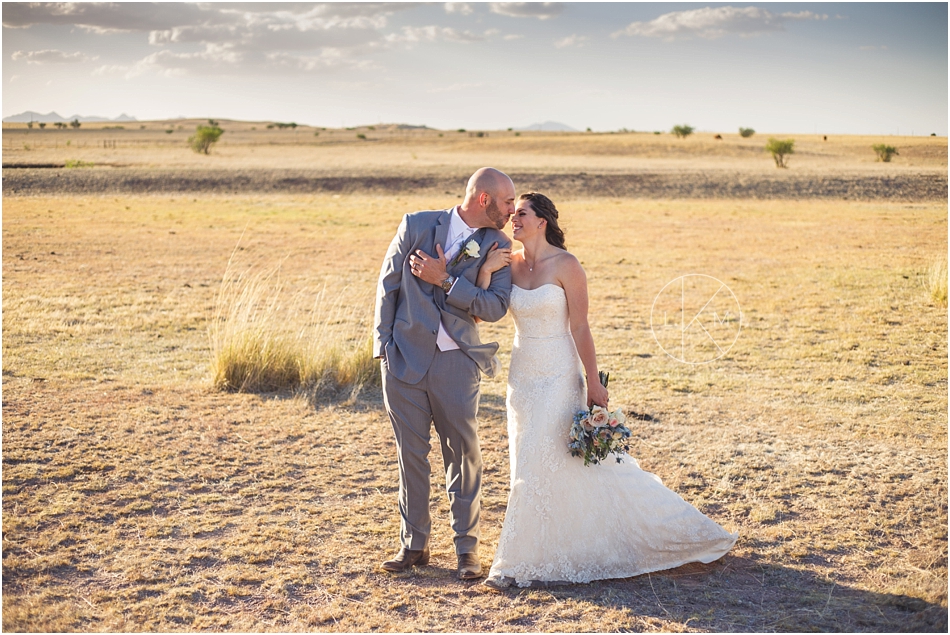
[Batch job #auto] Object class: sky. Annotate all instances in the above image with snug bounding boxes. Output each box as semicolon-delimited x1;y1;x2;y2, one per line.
2;2;947;134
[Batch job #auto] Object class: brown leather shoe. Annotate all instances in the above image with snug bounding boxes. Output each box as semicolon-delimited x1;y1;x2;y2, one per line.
380;547;429;573
457;552;483;580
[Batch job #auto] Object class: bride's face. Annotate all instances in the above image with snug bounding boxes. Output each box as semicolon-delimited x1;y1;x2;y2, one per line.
511;200;544;243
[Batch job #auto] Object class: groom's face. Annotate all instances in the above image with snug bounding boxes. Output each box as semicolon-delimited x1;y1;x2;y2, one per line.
484;186;516;230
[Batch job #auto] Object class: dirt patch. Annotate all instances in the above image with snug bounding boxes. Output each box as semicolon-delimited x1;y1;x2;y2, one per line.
3;167;947;200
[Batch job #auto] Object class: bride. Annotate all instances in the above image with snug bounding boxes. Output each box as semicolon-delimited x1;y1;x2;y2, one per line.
473;192;737;589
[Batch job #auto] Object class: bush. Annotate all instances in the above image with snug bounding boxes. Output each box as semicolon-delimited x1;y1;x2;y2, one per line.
356;133;366;140
64;159;94;168
69;119;81;129
765;138;795;168
872;144;899;162
188;124;224;154
38;122;46;129
739;127;755;138
672;124;694;138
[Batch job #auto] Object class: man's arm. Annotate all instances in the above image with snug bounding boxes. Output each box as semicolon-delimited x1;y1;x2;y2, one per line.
445;236;512;323
373;215;411;358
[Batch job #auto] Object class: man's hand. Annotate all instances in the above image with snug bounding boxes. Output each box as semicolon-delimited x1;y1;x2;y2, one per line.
409;244;449;286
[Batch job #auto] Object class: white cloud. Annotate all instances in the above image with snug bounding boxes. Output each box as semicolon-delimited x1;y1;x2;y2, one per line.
11;49;97;64
2;2;218;32
554;34;587;48
613;5;828;40
98;41;372;79
148;22;379;51
444;3;474;16
386;25;485;45
489;3;563;20
503;34;524;41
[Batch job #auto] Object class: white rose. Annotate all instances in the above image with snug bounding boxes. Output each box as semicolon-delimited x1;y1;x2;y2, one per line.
464;240;480;258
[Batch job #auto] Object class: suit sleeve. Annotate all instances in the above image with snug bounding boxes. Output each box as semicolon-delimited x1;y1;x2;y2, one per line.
445;234;512;323
373;215;411;358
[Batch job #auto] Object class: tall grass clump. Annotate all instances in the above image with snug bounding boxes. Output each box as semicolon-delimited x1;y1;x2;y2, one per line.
210;256;379;398
926;257;948;307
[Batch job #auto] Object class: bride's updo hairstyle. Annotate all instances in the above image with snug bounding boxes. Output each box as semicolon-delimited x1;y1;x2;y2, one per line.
519;192;566;250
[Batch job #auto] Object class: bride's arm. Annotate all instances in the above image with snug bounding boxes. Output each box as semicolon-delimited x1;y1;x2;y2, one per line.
560;257;610;408
475;242;512;290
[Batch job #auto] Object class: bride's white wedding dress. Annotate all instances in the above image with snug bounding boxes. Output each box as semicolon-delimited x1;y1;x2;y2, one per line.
486;284;737;586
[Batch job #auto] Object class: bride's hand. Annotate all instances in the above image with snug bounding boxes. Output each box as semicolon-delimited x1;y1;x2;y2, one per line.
587;381;609;409
480;242;511;275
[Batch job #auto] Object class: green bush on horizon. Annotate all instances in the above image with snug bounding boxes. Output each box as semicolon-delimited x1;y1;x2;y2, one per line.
739;127;755;138
188;124;224;155
672;124;694;138
872;144;899;162
765;138;795;168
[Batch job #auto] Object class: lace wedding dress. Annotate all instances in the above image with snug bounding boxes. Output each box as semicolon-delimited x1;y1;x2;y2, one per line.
486;284;737;587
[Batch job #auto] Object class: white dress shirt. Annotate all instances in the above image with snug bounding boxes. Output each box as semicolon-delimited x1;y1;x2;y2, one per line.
436;206;477;351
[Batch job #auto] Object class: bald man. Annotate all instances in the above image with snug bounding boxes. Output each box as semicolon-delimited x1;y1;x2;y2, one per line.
374;168;515;580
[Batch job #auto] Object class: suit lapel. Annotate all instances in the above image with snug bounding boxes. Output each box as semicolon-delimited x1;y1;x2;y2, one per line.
433;210;451;257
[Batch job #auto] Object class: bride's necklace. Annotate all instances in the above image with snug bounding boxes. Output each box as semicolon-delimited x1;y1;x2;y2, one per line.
525;250;549;272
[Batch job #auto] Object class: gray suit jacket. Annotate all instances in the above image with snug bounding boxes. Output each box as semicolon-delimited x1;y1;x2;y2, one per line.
374;209;512;384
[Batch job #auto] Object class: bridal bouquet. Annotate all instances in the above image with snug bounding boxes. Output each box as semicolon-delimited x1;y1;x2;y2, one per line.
568;371;632;466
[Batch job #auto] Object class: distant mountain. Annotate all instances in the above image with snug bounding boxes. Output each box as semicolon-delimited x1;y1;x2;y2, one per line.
2;110;137;123
516;121;578;132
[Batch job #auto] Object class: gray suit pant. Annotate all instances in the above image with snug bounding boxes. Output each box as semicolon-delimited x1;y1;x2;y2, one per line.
382;348;482;555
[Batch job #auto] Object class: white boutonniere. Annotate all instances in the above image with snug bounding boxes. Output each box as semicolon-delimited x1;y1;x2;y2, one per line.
449;239;480;268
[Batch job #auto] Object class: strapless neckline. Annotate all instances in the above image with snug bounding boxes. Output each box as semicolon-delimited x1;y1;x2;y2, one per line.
513;283;563;293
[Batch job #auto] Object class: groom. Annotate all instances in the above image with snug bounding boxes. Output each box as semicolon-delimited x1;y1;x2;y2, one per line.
374;167;515;579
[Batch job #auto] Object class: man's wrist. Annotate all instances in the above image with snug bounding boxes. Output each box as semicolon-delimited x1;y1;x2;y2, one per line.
440;275;455;293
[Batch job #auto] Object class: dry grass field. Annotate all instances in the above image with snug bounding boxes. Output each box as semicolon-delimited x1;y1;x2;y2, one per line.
2;126;947;632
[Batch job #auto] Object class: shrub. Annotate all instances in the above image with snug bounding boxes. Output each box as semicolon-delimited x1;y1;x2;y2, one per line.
27;122;33;129
356;133;366;140
188;124;224;154
38;122;46;129
739;127;755;138
927;258;947;307
165;129;174;134
457;128;466;133
765;138;795;168
672;124;694;138
64;159;94;168
69;118;81;129
872;144;899;162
